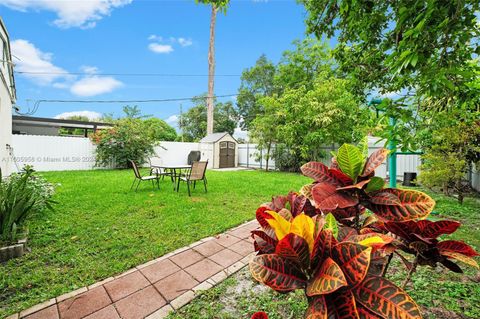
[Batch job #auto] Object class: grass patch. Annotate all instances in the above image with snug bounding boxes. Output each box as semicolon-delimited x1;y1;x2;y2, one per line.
170;188;480;319
0;169;309;317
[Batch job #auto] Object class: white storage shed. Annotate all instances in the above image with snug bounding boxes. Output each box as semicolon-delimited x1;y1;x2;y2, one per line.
200;132;238;169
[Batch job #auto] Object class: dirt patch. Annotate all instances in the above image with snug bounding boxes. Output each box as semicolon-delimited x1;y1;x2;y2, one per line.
424;307;466;319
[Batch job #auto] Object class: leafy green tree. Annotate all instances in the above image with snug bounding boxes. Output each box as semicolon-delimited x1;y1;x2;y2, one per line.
299;1;479;112
276;38;334;91
123;105;150;119
237;54;276;130
417;111;480;203
251;76;368;171
143;118;177;141
180;95;238;141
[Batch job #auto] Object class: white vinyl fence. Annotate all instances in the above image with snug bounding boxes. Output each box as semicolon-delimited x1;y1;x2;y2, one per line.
8;134;480;192
11;135;98;171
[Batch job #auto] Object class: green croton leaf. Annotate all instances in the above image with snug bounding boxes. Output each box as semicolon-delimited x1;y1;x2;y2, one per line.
323;213;338;239
365;177;386;192
336;144;364;181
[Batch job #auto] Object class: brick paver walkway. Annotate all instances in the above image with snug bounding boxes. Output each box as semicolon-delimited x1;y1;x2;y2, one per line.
9;220;259;319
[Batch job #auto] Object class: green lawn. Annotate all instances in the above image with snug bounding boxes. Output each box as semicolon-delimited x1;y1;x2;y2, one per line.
169;189;480;319
0;169;310;317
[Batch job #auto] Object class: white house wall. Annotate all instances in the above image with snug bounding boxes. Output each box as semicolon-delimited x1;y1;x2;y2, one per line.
0;22;14;177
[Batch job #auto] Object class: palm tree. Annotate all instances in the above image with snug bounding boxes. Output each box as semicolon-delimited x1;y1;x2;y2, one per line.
197;0;230;135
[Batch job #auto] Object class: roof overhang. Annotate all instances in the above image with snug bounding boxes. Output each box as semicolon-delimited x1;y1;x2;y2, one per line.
12;115;113;130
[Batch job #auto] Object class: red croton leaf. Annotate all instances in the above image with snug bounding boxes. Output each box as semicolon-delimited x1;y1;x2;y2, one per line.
361;148;389;177
333;243;372;286
275;233;310;270
437;240;480;257
336;179;371;191
312;182;359;211
330;168;354;185
311;229;337;270
250;254;307;292
353;276;422;319
251;312;269;319
256;206;273;228
369;190;401;206
305;295;328;319
306;257;347;296
418;220;461;238
252;230;277;254
368;189;435;222
301;162;345;186
327;290;359;319
356;305;383;319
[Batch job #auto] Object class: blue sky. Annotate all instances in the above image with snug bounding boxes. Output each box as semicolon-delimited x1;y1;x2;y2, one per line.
1;0;310;131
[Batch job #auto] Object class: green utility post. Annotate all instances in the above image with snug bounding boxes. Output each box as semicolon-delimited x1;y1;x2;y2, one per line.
388;117;397;188
369;99;398;188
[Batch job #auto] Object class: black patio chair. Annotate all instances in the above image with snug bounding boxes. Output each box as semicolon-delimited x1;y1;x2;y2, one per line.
176;161;208;196
129;160;160;191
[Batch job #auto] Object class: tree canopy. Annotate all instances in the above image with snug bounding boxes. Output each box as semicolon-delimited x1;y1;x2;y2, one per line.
299;0;479;112
180;95;238;141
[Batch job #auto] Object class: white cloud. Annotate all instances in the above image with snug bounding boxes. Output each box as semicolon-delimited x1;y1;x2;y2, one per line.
11;39;70;85
1;0;132;29
80;65;99;74
12;39;123;96
55;111;102;121
70;76;123;97
148;43;174;54
165;115;179;124
148;34;162;41
177;37;193;47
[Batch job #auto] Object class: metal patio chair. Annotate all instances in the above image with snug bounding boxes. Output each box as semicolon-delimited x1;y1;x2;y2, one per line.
129;160;160;191
176;161;208;196
148;156;174;182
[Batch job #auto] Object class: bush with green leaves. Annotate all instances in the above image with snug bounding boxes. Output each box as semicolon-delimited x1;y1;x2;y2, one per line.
7;165;56;213
0;167;55;244
91;118;159;168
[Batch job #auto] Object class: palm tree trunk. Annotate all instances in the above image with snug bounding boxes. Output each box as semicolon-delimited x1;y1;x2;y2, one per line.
207;4;217;135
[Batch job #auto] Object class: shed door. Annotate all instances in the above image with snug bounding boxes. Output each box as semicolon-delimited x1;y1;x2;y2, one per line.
219;141;235;168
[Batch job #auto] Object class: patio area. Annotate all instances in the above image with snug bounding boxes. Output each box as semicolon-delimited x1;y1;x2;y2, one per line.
1;169;309;318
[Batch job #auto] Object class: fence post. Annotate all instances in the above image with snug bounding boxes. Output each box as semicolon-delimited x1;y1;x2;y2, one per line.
260;148;263;170
247;143;250;168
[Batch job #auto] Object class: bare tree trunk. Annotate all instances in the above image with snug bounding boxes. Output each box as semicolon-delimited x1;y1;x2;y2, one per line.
265;141;272;172
206;4;217;135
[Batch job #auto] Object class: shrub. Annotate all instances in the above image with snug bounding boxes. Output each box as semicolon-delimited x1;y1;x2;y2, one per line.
249;142;478;318
91;118;158;168
0;167;55;244
7;165;56;212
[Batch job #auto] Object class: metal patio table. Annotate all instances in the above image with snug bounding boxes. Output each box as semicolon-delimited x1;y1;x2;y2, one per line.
151;164;191;190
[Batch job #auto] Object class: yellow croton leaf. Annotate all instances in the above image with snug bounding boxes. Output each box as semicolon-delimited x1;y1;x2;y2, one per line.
265;210;291;241
265;211;315;253
290;213;315;253
358;236;386;247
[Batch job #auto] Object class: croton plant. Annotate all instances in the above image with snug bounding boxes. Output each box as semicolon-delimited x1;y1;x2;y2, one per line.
249;142;479;319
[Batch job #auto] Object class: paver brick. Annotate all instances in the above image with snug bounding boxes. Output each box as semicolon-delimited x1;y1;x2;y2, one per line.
58;286;111;319
104;271;150;302
193;241;224;257
154;270;198;301
214;234;241;247
169;249;204;268
140;258;180;283
83;305;120;319
23;305;58;319
229;240;254;256
114;286;166;319
184;259;223;282
208;249;242;267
